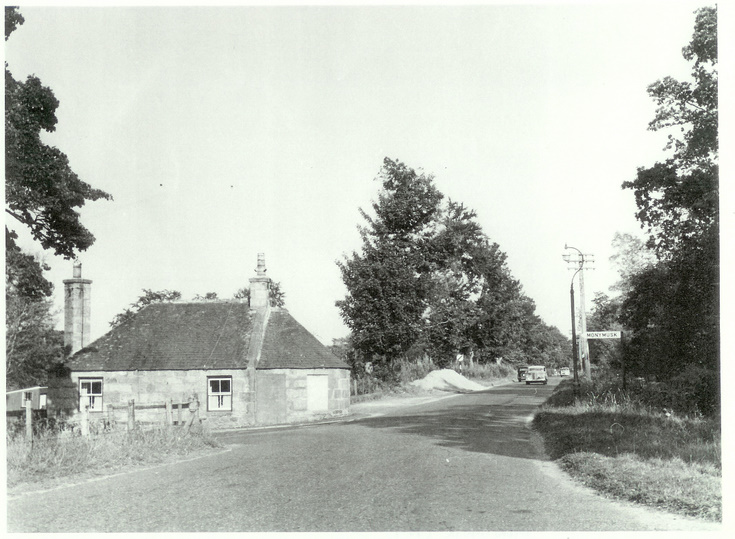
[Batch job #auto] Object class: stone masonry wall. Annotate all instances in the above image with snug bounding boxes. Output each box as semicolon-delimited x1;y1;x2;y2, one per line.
65;367;350;430
70;369;254;430
261;368;350;423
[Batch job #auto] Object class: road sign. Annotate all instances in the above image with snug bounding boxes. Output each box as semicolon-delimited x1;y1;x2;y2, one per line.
585;331;621;339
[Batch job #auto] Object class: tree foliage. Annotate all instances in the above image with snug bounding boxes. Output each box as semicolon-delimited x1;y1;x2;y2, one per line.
110;283;287;329
622;6;717;256
5;7;112;261
5;6;111;388
109;289;182;328
233;281;285;307
337;157;568;379
5;242;63;389
5;293;64;390
614;7;719;413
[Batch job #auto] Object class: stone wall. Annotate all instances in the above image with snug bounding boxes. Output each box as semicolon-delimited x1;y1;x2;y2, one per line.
57;367;351;430
68;369;255;430
256;368;350;424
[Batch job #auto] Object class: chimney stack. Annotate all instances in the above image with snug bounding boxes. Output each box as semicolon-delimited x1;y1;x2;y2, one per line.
63;261;92;354
249;253;271;309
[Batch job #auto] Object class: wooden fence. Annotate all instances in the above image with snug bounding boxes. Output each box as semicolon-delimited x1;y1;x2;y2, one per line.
351;376;384;396
15;397;202;440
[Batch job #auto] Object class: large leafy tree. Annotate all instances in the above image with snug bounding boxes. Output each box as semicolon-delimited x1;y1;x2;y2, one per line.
338;158;565;377
5;243;64;389
5;7;111;388
337;159;441;374
5;7;112;263
622;6;717;255
619;7;718;389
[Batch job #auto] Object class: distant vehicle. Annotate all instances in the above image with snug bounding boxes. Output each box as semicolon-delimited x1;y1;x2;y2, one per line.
559;367;570;377
548;368;558;377
517;366;528;382
525;365;547;385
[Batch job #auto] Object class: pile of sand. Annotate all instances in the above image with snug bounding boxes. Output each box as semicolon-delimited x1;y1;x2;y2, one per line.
410;368;488;392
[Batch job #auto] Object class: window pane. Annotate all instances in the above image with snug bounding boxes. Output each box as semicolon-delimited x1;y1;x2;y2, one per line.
92;381;102;394
81;381;91;394
209;379;220;393
220;379;231;393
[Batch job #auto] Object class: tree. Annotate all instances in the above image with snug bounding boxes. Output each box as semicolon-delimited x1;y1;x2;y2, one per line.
194;292;219;301
5;245;63;389
618;7;719;392
5;7;112;261
585;292;623;372
110;289;182;328
233;281;285;307
337;158;443;375
5;7;112;386
337;158;565;378
5;293;64;390
622;6;717;256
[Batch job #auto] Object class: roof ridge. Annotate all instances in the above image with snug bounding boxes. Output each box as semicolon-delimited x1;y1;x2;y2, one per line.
246;304;271;368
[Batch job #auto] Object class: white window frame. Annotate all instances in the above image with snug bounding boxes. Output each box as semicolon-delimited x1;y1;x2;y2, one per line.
79;378;103;412
207;376;232;411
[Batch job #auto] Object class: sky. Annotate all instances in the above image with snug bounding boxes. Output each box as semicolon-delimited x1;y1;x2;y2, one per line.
4;1;720;347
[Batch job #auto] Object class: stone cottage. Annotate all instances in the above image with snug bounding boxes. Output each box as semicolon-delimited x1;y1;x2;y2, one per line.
47;255;351;429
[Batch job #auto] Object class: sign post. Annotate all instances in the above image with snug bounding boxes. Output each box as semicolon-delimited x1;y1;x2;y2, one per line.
585;330;624;387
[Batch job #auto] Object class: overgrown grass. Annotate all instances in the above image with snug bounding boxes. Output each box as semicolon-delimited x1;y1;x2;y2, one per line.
7;425;223;488
463;361;516;381
533;379;721;521
351;359;516;401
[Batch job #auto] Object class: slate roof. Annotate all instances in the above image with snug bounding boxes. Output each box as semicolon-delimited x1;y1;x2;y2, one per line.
68;302;349;372
259;309;349;369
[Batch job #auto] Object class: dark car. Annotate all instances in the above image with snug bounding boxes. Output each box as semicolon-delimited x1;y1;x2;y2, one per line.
517;366;528;382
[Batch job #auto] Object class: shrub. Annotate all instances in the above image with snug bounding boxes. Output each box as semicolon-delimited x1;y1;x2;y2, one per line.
665;365;720;417
464;361;515;380
398;358;437;384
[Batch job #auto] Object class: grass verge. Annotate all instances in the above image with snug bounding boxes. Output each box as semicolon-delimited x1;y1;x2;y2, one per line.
533;380;721;521
7;426;223;488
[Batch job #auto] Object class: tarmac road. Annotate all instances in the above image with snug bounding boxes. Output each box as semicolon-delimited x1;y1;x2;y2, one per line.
6;378;721;532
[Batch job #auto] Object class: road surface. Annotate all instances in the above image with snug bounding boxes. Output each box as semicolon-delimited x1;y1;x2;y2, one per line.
6;378;720;532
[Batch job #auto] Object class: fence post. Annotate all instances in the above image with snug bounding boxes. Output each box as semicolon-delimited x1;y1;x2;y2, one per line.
106;404;115;430
177;402;183;427
165;399;173;429
81;405;89;437
186;394;200;431
127;399;135;432
25;400;33;440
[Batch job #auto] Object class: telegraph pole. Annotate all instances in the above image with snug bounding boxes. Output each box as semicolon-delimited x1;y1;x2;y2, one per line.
563;245;595;380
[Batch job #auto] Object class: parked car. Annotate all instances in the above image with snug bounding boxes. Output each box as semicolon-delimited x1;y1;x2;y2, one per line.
559;367;570;377
517;366;528;382
548;368;558;377
525;365;547;385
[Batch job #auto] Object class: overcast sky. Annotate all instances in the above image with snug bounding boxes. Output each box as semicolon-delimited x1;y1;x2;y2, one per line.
5;2;715;346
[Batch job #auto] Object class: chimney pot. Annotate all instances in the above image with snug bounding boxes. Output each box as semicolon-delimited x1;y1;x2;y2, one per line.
249;253;271;309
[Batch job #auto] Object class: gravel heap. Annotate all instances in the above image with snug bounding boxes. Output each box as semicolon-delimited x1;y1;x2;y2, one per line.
410;368;488;392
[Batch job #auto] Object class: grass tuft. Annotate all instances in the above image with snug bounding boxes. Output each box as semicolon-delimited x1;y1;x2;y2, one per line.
533;378;721;521
7;426;222;487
